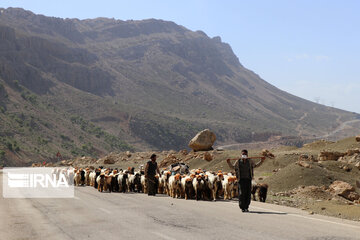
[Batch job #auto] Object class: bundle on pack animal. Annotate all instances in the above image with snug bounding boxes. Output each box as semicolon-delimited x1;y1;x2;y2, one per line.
251;183;268;202
168;174;182;198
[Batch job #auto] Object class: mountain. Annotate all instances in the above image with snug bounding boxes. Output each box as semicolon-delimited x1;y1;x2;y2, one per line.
0;7;359;166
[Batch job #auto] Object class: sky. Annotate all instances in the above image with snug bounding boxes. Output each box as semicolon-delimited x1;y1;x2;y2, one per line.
1;0;359;113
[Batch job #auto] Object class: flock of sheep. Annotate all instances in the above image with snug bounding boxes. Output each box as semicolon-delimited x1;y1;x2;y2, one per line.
54;166;268;202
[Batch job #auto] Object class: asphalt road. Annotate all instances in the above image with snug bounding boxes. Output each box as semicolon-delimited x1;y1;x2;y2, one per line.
1;171;360;240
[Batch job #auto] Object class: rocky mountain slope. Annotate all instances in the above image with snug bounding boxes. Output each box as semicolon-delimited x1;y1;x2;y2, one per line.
0;7;359;166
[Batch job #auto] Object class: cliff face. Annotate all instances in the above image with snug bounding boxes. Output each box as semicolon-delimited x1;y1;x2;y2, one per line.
0;8;358;166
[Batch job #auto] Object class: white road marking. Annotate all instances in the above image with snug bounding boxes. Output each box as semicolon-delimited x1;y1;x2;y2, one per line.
151;231;177;240
252;206;360;229
99;207;111;214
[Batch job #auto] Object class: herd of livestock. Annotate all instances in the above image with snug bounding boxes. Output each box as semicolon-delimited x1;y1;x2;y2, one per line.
52;166;268;202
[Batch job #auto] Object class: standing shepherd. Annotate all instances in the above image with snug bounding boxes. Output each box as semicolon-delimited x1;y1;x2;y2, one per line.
227;150;265;212
145;154;161;196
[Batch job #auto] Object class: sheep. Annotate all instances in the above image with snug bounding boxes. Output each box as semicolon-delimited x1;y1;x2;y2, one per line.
85;168;91;186
110;170;119;192
128;172;142;192
89;171;96;186
231;178;238;199
223;176;237;200
159;171;171;195
181;175;195;200
104;174;113;192
157;174;165;194
193;175;206;201
168;174;182;198
74;170;82;186
117;172;129;193
206;172;223;201
93;169;101;189
140;175;147;194
97;174;106;192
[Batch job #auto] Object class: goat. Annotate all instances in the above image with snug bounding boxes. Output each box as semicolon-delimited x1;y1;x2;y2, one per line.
252;183;268;202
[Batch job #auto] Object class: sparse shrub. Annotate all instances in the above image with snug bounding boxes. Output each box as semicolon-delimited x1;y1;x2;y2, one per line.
0;106;5;113
0;150;5;159
60;135;72;142
21;90;37;104
6;142;13;151
13;80;21;90
37;137;48;145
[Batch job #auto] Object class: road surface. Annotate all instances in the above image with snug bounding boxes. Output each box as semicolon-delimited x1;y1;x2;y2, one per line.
1;171;360;240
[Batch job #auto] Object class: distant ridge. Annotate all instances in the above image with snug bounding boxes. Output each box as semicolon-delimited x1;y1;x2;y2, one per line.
0;7;358;166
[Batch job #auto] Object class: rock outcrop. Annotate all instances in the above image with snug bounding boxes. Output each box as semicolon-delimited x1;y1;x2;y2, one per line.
262;149;275;159
188;129;216;151
203;152;213;161
329;181;360;201
318;151;345;161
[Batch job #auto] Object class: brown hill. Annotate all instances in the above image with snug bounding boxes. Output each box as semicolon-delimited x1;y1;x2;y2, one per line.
0;7;359;166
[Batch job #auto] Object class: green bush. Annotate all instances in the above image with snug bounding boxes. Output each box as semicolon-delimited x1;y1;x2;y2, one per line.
21;90;37;104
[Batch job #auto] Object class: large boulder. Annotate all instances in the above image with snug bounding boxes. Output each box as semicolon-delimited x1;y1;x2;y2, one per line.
356;136;360;142
329;181;360;201
188;129;216;151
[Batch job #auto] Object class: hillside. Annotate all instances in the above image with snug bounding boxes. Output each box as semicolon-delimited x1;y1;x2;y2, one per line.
0;7;359;166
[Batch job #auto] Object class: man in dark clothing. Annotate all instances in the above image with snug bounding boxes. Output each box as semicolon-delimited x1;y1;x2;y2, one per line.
227;150;265;212
145;154;161;196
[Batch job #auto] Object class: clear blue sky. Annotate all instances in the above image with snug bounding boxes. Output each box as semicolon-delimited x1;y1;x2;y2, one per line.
1;0;359;113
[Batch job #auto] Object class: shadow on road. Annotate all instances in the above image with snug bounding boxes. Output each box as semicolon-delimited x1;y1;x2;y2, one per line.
249;211;287;215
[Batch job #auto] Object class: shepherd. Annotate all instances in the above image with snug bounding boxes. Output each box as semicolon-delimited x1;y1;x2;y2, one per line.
227;149;265;212
145;154;161;196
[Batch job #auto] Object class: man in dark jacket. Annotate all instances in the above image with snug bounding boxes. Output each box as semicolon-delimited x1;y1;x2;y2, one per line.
227;150;265;212
145;154;161;196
